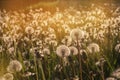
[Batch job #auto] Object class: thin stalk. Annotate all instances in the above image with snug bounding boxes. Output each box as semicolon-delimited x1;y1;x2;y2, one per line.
62;57;69;80
91;75;94;80
29;35;39;80
76;39;83;80
34;57;39;80
39;60;46;80
101;64;104;80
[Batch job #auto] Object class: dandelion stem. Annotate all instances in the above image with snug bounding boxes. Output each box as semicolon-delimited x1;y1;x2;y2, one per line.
101;64;105;80
34;57;39;80
77;38;83;80
39;60;46;80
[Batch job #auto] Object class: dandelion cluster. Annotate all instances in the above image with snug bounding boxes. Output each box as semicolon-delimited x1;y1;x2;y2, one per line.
0;3;120;80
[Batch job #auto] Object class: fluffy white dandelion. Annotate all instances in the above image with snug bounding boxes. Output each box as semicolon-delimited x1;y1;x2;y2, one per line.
43;48;50;55
3;73;14;80
25;26;34;34
87;43;100;53
69;46;78;55
112;68;120;79
115;44;120;53
70;28;84;40
56;45;70;57
7;60;22;73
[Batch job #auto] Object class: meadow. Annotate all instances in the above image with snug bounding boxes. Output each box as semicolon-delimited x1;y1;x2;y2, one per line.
0;3;120;80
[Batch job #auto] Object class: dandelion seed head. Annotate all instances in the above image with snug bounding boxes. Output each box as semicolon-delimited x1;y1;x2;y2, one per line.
115;44;120;53
56;45;70;57
25;26;34;34
7;60;22;73
43;48;50;55
70;28;84;40
3;73;14;80
69;46;78;55
112;68;120;79
87;43;100;53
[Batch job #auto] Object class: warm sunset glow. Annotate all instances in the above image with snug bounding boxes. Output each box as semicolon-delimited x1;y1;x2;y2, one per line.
0;0;120;80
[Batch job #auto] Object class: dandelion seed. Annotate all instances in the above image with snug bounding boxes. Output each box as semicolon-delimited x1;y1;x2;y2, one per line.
69;46;78;55
70;28;84;40
7;60;22;73
56;45;70;57
3;73;14;80
87;43;100;53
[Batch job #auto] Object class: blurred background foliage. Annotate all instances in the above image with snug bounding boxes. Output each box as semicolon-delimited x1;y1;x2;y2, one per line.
0;0;120;10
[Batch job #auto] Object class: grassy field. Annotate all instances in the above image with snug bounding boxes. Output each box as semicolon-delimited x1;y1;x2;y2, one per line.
0;3;120;80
